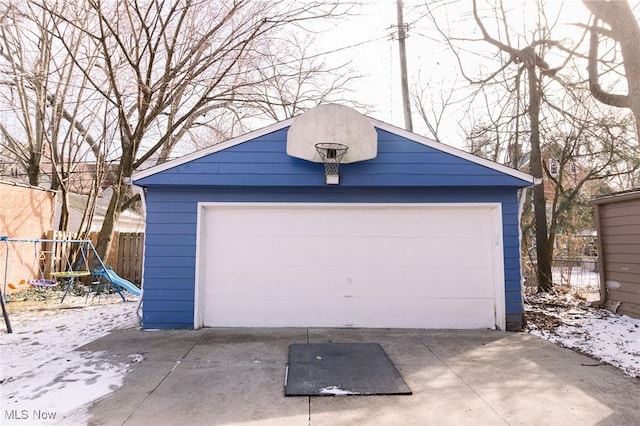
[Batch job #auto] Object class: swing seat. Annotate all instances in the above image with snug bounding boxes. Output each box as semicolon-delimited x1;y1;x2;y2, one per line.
28;279;58;288
51;271;91;302
8;279;27;289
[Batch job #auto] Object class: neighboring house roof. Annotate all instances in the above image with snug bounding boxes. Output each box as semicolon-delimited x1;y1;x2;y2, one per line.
53;190;145;233
133;115;534;186
1;178;143;234
590;188;640;205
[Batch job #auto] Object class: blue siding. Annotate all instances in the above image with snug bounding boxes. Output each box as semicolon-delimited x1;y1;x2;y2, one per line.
139;186;525;330
135;127;531;188
135;122;530;331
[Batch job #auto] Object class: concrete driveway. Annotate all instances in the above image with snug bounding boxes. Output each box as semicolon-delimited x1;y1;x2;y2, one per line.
80;328;639;426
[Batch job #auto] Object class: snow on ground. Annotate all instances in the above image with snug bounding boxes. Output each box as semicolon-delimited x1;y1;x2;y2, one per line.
552;266;600;292
1;293;140;425
527;269;639;378
1;271;639;425
525;292;640;378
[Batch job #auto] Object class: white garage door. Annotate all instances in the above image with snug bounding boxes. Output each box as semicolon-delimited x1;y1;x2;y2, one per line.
195;203;505;329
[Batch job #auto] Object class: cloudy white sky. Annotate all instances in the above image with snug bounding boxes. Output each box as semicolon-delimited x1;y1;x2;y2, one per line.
312;0;593;147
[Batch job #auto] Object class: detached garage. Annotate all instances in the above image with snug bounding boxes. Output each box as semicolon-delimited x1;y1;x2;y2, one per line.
133;104;533;331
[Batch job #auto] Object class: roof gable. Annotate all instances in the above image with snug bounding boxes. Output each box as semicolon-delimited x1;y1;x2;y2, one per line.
134;116;533;188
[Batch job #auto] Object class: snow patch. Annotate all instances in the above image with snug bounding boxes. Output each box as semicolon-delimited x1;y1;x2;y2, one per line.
319;386;359;396
1;300;139;425
128;353;145;363
526;292;640;378
606;280;622;289
1;302;137;383
1;351;128;424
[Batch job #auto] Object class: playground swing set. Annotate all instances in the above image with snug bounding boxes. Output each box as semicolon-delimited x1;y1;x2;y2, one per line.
1;236;141;334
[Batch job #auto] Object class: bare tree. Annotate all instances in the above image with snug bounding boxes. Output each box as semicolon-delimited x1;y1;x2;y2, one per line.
423;0;640;292
0;3;49;186
541;107;639;259
425;0;567;291
152;32;364;162
412;75;457;143
462;87;529;165
242;33;362;122
583;0;640;138
0;1;112;233
462;87;639;294
417;0;640;295
36;0;355;260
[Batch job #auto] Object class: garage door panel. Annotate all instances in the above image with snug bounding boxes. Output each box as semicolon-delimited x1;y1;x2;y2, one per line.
198;203;503;329
205;269;351;298
205;206;494;239
349;267;495;298
347;297;496;329
204;295;496;329
208;235;493;270
205;265;494;299
204;296;351;327
335;236;493;267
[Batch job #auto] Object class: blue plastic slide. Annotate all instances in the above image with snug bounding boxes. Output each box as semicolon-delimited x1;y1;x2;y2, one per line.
93;268;141;297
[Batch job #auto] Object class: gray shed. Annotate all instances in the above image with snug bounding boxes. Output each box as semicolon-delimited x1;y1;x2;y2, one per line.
591;189;640;319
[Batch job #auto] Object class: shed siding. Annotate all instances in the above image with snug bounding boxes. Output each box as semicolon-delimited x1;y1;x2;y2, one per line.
136;128;530;188
597;196;640;319
141;187;524;330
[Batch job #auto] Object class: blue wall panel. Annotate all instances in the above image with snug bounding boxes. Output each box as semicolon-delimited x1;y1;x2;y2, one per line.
144;256;198;268
146;223;196;236
136;127;531;188
143;245;195;258
144;288;194;301
143;234;195;247
143;267;195;280
139;186;525;331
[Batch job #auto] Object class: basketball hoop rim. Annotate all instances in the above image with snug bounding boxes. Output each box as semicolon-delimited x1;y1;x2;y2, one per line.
314;142;349;151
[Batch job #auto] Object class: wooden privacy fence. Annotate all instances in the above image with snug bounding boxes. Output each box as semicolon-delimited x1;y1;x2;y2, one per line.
110;232;144;285
45;231;144;285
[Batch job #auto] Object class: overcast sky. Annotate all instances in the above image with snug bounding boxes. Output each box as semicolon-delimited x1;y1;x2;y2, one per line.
312;0;593;147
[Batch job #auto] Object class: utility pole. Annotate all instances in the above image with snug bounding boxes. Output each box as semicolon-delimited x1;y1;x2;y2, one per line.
396;0;413;132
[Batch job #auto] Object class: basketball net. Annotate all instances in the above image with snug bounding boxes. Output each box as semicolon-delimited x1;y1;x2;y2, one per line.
315;143;349;184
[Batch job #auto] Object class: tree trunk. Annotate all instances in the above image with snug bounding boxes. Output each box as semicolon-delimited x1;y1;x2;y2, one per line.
95;181;124;263
96;122;136;262
58;189;69;231
527;66;553;292
27;155;40;186
618;15;640;139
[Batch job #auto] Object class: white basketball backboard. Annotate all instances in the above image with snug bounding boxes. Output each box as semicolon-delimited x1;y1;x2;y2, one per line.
287;104;377;164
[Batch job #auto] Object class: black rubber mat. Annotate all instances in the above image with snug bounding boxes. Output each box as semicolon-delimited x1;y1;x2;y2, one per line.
285;343;412;396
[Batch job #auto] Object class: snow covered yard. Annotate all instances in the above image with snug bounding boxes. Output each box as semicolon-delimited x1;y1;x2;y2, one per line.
525;267;639;378
525;292;640;378
1;293;140;425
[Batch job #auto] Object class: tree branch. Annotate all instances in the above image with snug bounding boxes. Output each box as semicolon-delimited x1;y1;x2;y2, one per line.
587;21;630;108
